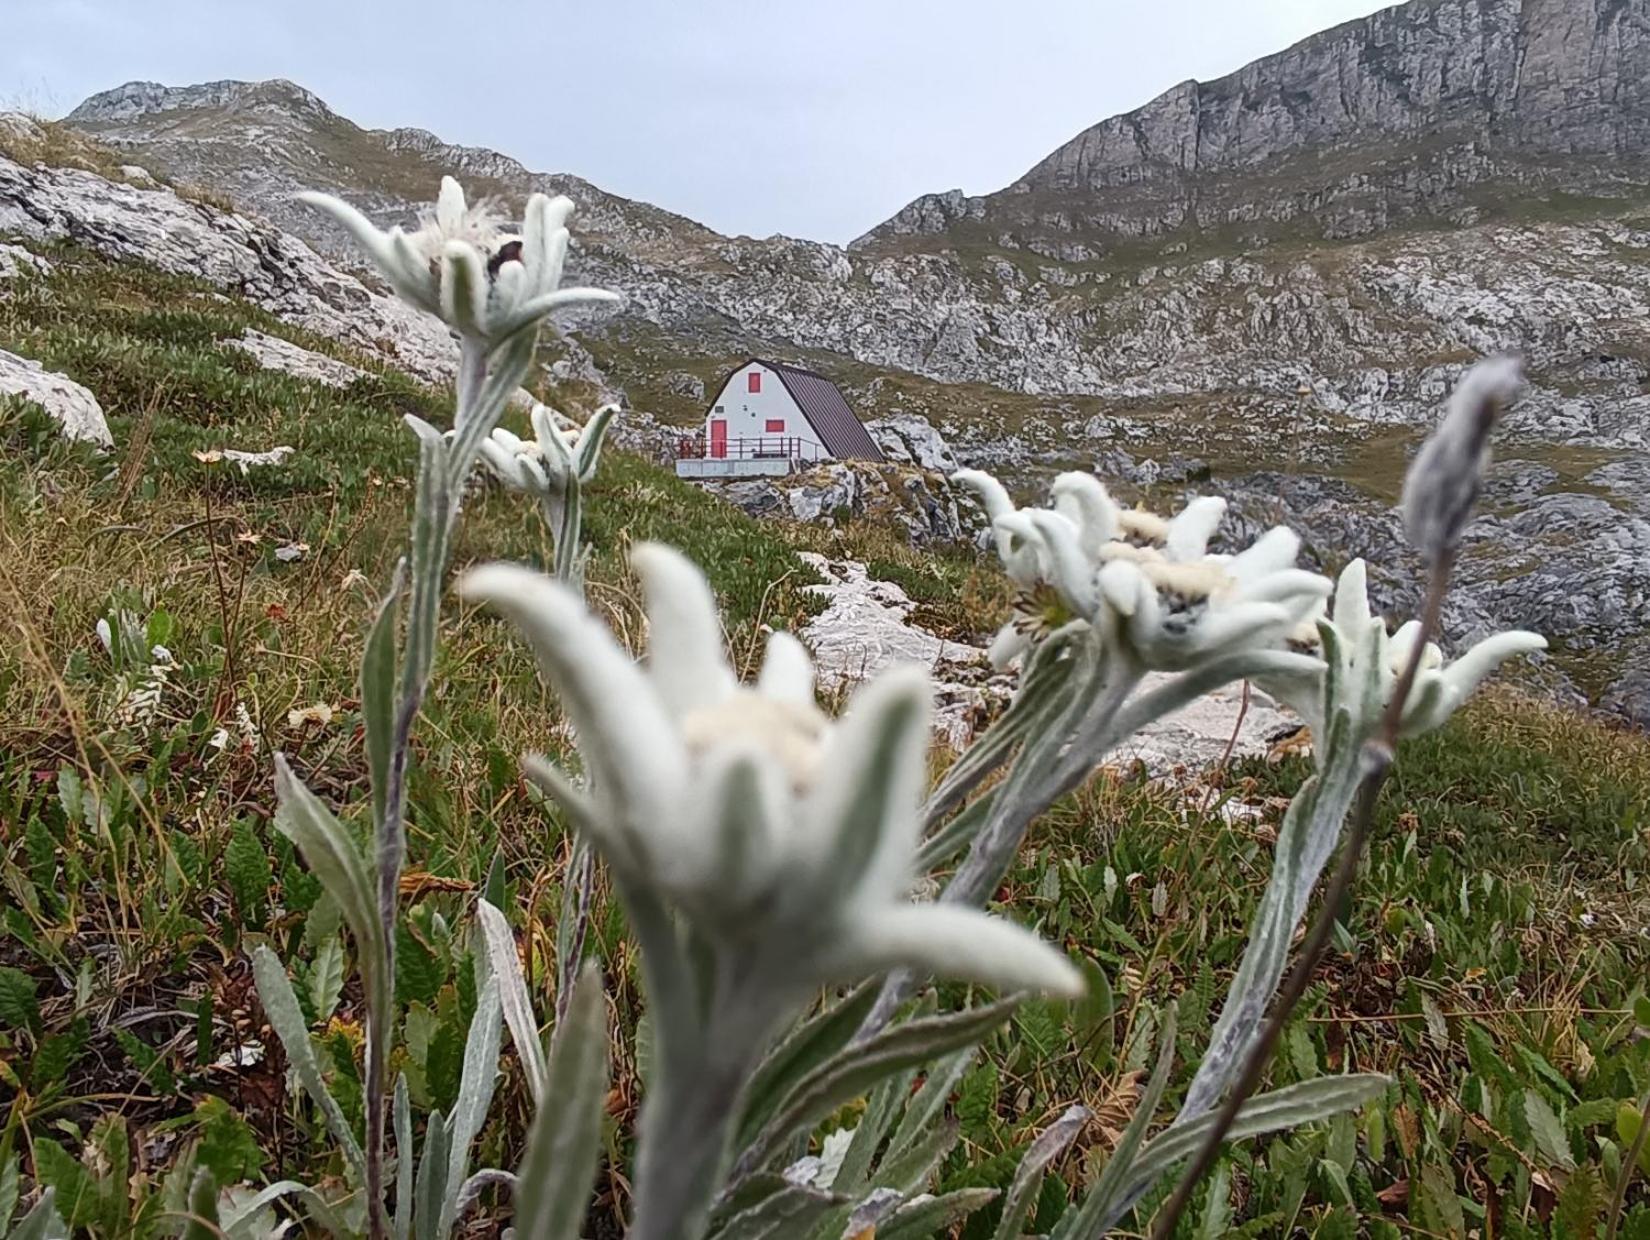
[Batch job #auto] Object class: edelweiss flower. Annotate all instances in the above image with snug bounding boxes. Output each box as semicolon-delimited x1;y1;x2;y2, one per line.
1259;559;1546;738
958;468;1324;672
462;545;1081;998
1095;526;1330;672
300;176;619;345
477;403;617;498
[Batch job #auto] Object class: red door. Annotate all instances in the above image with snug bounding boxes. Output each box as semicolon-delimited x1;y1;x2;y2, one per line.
710;419;728;459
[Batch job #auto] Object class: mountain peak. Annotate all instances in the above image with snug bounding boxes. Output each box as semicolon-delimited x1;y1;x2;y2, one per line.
68;78;333;125
862;0;1650;250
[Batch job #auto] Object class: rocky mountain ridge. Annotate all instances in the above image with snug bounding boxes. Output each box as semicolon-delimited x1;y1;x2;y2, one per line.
864;0;1650;249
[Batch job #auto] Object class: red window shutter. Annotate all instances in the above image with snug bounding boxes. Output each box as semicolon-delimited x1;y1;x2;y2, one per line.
765;418;785;432
748;371;761;393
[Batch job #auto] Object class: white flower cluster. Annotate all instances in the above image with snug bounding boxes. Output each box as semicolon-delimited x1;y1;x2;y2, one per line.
476;402;616;501
462;545;1081;1000
959;467;1544;741
958;469;1328;672
300;176;619;347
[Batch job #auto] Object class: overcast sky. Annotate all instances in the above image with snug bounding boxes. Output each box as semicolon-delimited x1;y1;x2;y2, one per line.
4;0;1394;243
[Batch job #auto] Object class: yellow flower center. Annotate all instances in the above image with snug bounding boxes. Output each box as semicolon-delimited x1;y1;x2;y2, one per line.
680;691;827;792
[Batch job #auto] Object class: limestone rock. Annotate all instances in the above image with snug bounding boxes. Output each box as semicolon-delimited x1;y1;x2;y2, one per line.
866;414;960;474
0;243;51;282
227;329;369;389
0;348;113;446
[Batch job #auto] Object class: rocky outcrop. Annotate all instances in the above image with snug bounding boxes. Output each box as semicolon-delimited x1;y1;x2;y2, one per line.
228;328;368;388
0;348;112;445
0;155;621;387
866;414;961;474
700;459;983;546
801;553;1302;767
864;0;1650;248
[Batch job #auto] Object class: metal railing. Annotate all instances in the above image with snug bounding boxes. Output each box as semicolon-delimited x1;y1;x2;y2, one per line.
674;435;829;463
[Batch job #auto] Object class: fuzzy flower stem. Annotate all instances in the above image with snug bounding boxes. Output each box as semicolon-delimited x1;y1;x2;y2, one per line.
1149;548;1455;1240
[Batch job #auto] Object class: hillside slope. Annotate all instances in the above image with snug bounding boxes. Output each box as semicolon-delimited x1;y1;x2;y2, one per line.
41;0;1650;722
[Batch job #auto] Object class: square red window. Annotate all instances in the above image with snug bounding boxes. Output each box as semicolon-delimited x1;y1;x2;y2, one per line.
748;371;762;393
765;418;785;433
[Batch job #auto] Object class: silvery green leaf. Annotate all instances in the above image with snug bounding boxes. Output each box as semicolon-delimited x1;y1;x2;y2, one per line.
914;792;994;873
573;403;618;480
831;1069;912;1192
512;962;607;1240
876;1187;1000;1239
705;1181;845;1240
1054;1007;1178;1240
837;1187;904;1237
7;1189;67;1240
452;1170;516;1230
394;1074;413;1240
476;900;549;1106
250;946;368;1183
736;982;879;1151
362;562;404;834
872;1117;960;1198
887;1049;975;1163
554;841;596;1023
1181;696;1364;1118
413;1109;450;1240
271;757;379;966
735;996;1020;1180
308;936;345;1025
220;1180;323;1240
0;1152;18;1225
924;642;1075;827
401;419;451;697
991;1104;1091;1240
447;328;536;488
180;1168;220;1240
439;971;503;1236
1114;1074;1390;1216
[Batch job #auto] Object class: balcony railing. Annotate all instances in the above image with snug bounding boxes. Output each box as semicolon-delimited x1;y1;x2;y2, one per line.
674;435;829;463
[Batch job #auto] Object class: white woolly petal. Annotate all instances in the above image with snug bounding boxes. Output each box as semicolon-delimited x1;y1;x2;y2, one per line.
489;259;526;329
803;666;930;905
1332;559;1371;635
1228;527;1302;583
988;623;1032;669
1186;602;1296;663
461;564;684;835
631;543;737;719
299;191;439;312
757;631;816;707
953;469;1016;523
1027;511;1099;616
992;513;1047;588
1164;496;1227;562
476;437;516;483
503;287;622;337
436;176;467;236
439;242;489;338
675;743;786;909
1238;569;1333;610
1050;473;1118;553
1097;560;1147;617
1439;631;1546;702
829;905;1083;998
517;456;551;495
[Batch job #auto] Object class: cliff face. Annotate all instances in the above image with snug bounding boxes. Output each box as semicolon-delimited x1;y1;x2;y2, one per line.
866;0;1650;248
